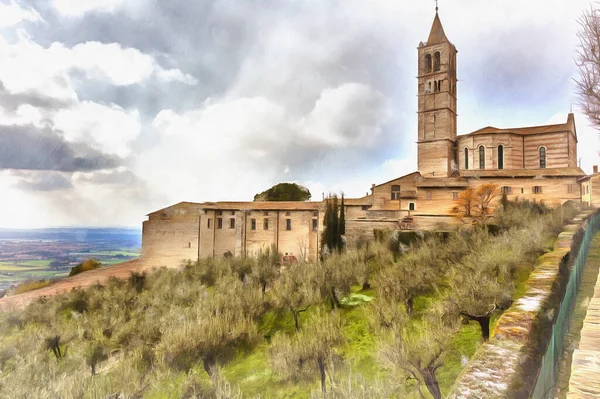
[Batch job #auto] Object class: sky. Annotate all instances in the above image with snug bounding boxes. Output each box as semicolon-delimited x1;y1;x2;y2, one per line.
0;0;599;228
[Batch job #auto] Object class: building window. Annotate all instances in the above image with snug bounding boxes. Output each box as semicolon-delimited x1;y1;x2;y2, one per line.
539;147;546;168
426;191;432;200
216;211;222;216
502;186;512;194
498;145;504;169
362;205;369;211
217;218;223;229
263;218;269;230
229;219;235;229
286;219;292;231
312;219;318;231
263;211;269;216
231;211;235;215
464;147;469;170
568;184;574;194
424;53;432;73
285;211;291;216
391;185;400;200
427;81;432;93
452;192;458;200
479;146;485;169
313;211;318;217
521;188;524;194
433;51;441;71
533;186;543;194
207;218;212;229
409;203;415;211
251;218;256;230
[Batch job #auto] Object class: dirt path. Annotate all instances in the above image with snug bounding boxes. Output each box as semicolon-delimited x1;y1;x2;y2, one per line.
0;258;162;311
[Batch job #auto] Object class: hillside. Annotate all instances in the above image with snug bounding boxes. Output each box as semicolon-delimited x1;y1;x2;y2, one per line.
0;201;576;398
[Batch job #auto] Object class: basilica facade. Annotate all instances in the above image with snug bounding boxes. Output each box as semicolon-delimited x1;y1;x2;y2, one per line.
141;12;598;268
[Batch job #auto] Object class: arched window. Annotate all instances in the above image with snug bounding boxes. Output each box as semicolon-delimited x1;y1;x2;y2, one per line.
464;147;469;170
539;147;546;168
424;54;432;73
497;145;504;169
434;52;441;71
479;146;485;169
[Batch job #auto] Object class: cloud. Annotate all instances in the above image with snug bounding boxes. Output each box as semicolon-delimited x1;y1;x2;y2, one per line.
0;79;72;112
0;1;43;27
0;124;120;171
12;170;73;191
53;101;141;157
51;0;127;17
74;168;138;186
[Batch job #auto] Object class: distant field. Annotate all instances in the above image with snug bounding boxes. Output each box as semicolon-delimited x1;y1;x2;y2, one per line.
0;260;52;268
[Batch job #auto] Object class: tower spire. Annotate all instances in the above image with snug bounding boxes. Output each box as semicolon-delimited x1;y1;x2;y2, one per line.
435;0;438;13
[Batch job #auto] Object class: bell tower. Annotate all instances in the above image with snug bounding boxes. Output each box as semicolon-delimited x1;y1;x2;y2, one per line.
417;10;458;177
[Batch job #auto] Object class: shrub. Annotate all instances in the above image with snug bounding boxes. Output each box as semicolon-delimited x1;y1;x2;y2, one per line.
69;259;102;276
128;271;146;293
13;279;52;295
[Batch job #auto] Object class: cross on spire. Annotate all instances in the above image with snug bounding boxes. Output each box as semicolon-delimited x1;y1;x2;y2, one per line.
435;0;439;12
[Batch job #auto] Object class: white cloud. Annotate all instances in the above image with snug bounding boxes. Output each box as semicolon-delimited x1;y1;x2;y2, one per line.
54;101;141;157
0;1;42;27
0;35;196;103
52;0;126;17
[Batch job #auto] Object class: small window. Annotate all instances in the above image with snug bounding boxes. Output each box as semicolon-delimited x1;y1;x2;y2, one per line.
230;219;235;229
216;211;222;216
188;242;191;248
426;191;432;200
464;147;469;170
502;186;512;194
231;211;235;216
409;203;415;211
217;218;223;229
433;51;441;71
391;185;401;200
427;81;432;93
263;219;269;230
479;146;485;169
286;219;292;231
251;218;256;230
263;211;269;216
285;212;291;216
521;188;524;194
362;205;369;211
207;218;212;229
568;184;574;194
498;145;504;170
424;53;432;73
539;147;546;169
452;192;458;200
533;186;543;194
312;219;318;232
312;211;318;217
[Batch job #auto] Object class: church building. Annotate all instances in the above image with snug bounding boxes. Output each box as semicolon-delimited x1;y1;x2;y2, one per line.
141;11;592;268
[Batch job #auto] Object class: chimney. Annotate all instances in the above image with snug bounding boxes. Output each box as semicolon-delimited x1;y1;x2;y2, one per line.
371;183;376;192
594;165;598;174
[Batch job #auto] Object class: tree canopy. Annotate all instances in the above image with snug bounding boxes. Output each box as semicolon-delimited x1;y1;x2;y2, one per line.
253;183;311;201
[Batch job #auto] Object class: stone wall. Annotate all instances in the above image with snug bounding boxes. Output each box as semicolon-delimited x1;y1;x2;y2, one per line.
449;210;596;398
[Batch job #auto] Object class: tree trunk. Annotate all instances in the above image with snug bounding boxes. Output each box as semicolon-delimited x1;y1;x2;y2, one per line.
292;309;300;332
331;288;341;309
421;369;441;399
476;316;491;341
203;354;217;377
317;357;326;399
406;297;414;316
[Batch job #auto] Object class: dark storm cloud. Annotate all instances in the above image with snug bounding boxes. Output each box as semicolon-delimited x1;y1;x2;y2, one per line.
0;124;120;171
13;171;73;191
0;80;72;112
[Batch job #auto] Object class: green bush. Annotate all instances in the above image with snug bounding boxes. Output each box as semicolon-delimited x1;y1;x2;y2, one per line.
13;279;52;295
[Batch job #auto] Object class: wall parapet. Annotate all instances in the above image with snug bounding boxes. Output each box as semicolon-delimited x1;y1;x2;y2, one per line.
450;209;599;398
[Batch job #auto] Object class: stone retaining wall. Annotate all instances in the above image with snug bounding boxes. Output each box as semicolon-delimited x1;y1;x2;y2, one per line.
450;210;596;398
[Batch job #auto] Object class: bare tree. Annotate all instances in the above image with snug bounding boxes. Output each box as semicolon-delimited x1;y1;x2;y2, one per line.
269;309;346;398
576;6;600;128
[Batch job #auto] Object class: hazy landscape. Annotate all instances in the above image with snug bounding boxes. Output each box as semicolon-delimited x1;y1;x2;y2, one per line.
0;228;141;291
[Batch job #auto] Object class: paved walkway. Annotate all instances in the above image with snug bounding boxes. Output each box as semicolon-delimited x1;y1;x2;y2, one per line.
567;236;600;398
0;258;162;311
